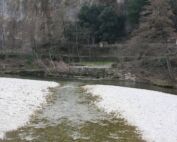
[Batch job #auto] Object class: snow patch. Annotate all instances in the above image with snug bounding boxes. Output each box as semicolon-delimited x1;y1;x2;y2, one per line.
83;85;177;142
0;77;59;139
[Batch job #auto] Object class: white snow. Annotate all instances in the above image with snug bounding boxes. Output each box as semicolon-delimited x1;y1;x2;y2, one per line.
83;85;177;142
0;77;59;139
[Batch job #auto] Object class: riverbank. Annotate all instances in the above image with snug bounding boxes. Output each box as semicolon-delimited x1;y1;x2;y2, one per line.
0;78;59;139
0;56;176;89
2;67;176;89
83;85;177;142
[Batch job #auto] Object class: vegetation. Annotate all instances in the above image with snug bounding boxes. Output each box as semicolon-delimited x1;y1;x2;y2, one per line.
170;0;177;31
134;0;175;41
77;5;125;43
1;0;177;83
127;0;148;27
80;61;113;66
64;0;176;44
127;0;176;80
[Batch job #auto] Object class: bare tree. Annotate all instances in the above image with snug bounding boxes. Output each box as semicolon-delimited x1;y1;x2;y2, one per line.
130;0;176;80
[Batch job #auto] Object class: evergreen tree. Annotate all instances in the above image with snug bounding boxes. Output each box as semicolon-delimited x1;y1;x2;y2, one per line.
170;0;177;31
127;0;148;27
78;5;125;43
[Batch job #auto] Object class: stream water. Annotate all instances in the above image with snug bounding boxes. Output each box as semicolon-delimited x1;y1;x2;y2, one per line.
1;79;177;142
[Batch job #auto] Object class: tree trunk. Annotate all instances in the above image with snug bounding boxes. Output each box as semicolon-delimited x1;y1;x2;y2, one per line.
166;56;174;79
165;41;175;81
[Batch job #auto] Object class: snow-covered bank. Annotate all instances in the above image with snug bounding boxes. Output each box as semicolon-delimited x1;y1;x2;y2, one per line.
0;78;59;139
83;85;177;142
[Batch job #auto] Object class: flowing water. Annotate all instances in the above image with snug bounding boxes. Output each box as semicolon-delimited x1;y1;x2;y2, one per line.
1;80;177;142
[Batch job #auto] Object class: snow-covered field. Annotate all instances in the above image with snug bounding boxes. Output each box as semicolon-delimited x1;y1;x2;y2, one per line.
0;77;59;139
83;85;177;142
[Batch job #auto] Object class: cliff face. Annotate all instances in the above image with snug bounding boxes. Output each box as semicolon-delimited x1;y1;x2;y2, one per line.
0;0;121;50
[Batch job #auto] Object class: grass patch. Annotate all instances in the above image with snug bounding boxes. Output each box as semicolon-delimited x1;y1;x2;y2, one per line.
80;61;113;66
